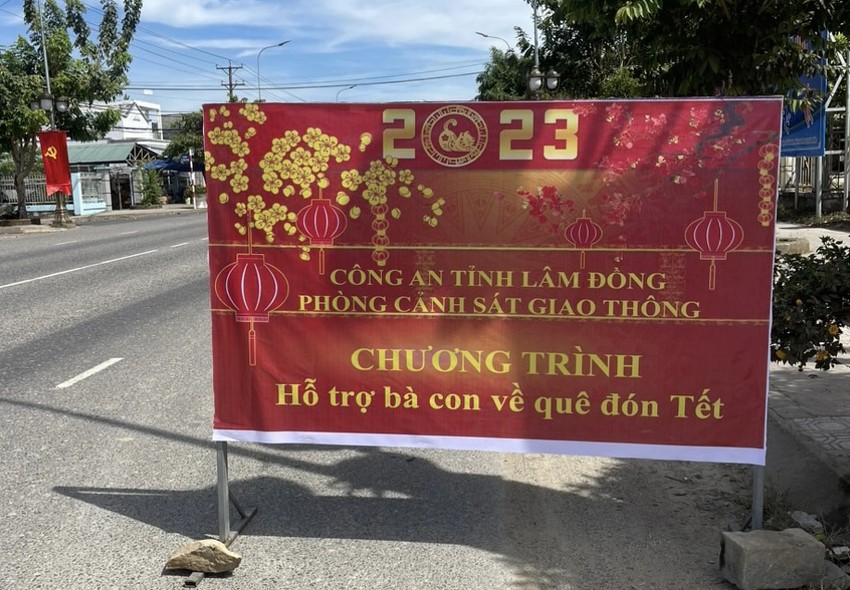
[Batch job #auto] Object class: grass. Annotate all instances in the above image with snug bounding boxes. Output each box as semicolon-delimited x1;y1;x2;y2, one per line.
777;200;850;229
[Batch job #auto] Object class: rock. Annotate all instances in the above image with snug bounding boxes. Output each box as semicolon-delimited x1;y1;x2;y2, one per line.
164;539;242;574
720;528;824;590
791;510;824;534
822;559;850;590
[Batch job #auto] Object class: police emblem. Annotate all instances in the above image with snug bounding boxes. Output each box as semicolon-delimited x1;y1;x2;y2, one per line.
421;105;488;167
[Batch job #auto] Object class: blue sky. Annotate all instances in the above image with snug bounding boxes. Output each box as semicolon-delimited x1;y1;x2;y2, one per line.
1;0;534;114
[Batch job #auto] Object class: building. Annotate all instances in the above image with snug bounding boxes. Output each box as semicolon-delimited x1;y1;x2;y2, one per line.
94;99;165;141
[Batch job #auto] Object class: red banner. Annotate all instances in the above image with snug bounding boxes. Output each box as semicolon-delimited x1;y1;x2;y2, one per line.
204;99;782;465
38;130;72;196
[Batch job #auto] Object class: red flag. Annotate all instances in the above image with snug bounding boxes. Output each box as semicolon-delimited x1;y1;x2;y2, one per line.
38;131;71;196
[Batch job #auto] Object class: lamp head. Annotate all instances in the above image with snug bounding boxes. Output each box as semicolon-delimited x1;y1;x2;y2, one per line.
545;69;560;91
527;68;544;93
39;94;54;111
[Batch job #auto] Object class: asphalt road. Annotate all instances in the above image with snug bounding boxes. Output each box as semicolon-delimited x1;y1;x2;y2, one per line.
0;214;753;589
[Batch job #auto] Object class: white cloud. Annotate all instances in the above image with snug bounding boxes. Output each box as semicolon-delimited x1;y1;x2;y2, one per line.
140;0;531;52
301;0;529;50
140;0;292;28
0;0;538;111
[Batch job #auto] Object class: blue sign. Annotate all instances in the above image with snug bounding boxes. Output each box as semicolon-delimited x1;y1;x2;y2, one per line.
781;38;828;157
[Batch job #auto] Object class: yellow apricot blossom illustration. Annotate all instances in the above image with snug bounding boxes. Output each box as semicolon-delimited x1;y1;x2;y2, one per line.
337;154;440;266
259;127;351;200
205;104;441;265
232;194;297;244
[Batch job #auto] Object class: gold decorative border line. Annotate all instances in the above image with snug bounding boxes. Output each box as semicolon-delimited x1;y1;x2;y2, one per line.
208;243;775;254
211;308;769;324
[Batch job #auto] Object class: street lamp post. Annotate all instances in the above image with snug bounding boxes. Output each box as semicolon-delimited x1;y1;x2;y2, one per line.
335;85;356;102
475;31;512;53
256;40;290;102
31;0;73;227
527;1;559;97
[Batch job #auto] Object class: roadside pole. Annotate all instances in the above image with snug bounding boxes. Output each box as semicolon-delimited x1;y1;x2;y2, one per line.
189;148;197;210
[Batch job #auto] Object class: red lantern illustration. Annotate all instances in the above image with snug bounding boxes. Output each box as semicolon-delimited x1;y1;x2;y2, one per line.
215;253;289;366
685;179;743;291
296;198;348;274
565;210;603;269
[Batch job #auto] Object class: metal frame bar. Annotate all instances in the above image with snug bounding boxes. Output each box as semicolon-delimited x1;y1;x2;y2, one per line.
843;50;849;212
182;442;259;587
216;441;257;546
751;465;764;529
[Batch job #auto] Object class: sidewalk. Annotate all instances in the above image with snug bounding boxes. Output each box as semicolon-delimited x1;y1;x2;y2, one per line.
0;203;205;234
767;222;850;516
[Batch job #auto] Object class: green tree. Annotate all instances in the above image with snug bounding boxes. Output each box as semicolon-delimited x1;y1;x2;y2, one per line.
0;0;142;218
138;166;164;208
476;46;529;101
162;111;204;160
545;0;850;103
476;7;644;99
477;1;849;102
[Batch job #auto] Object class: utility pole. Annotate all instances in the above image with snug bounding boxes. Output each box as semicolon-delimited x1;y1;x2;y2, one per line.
217;61;245;102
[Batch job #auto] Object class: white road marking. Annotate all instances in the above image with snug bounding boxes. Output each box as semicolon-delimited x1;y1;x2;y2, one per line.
55;240;79;246
0;250;158;290
170;242;190;248
56;358;123;389
119;231;138;236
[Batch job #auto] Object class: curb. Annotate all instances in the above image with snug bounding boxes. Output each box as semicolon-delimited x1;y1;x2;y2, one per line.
775;237;810;255
73;208;207;224
0;206;207;234
0;222;59;235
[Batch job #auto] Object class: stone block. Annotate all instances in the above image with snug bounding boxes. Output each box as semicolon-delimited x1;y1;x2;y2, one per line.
164;539;242;574
720;528;824;590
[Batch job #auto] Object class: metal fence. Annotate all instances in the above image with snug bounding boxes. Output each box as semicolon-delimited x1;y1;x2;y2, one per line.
0;172;109;214
0;175;53;204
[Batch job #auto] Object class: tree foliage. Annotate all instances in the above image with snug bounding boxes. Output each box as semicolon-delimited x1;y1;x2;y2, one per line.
476;46;530;101
477;1;849;102
162;111;204;160
545;0;850;100
772;238;850;370
138;167;164;208
0;0;142;217
476;13;644;100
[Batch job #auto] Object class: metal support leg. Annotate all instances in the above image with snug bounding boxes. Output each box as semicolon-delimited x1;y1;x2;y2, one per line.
216;441;231;543
187;443;258;588
751;465;765;530
215;440;258;546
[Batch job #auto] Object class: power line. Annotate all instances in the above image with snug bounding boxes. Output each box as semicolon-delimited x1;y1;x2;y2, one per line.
68;5;226;79
0;3;228;84
78;0;233;63
125;69;483;92
128;37;223;76
4;3;488;106
246;59;487;87
128;48;223;83
216;61;245;101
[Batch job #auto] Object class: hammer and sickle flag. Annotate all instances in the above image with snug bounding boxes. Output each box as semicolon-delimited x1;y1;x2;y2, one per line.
38;130;72;196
